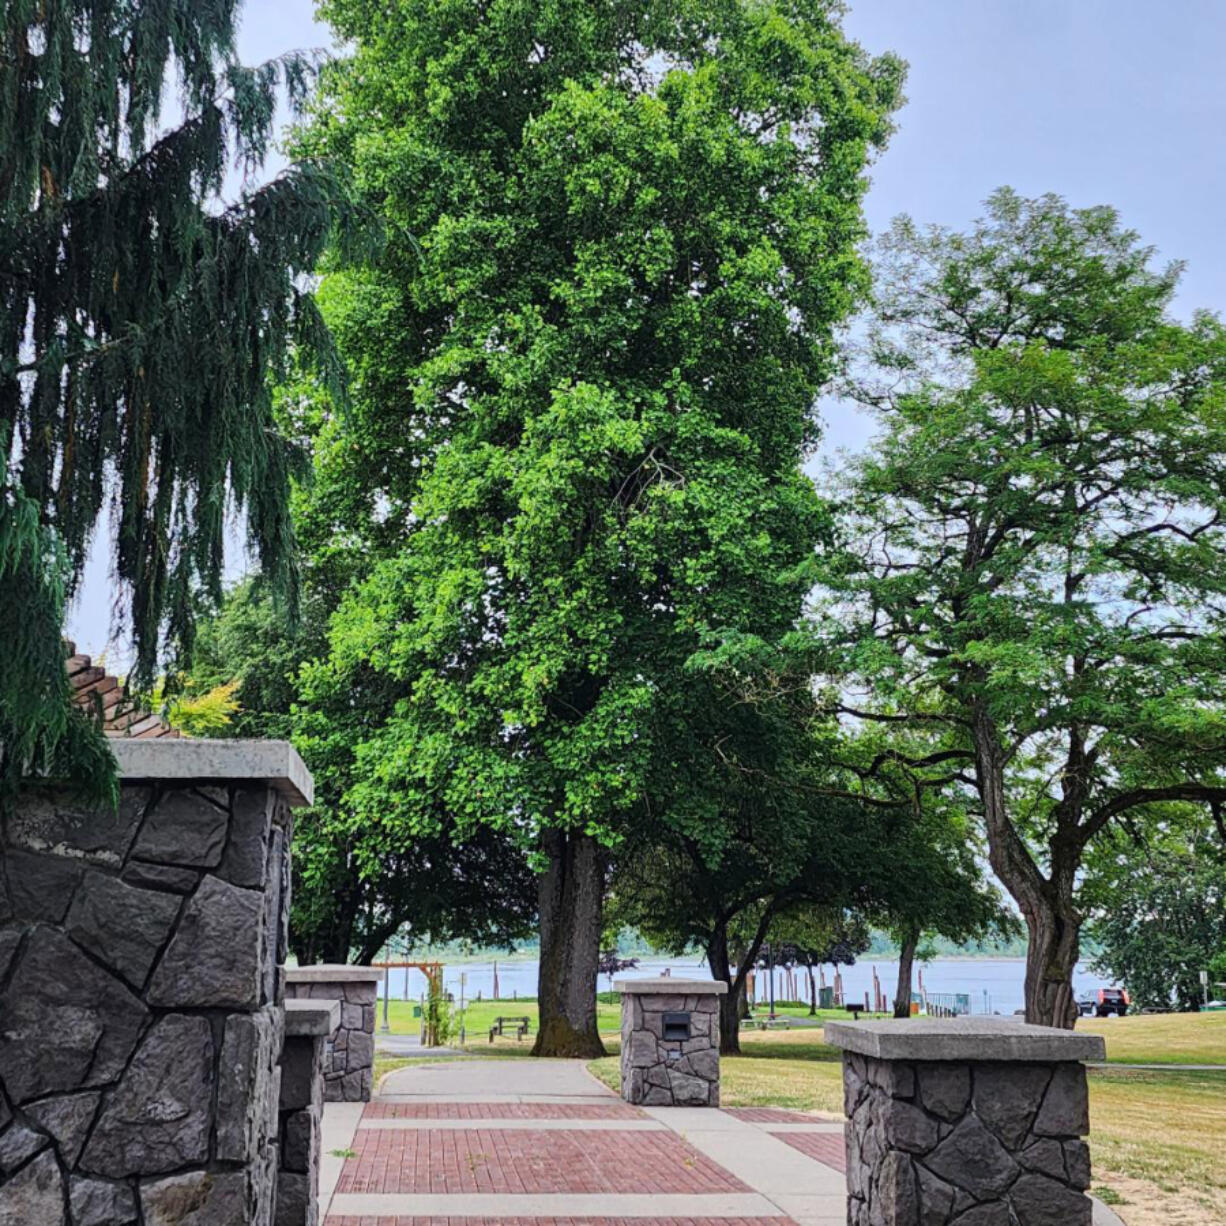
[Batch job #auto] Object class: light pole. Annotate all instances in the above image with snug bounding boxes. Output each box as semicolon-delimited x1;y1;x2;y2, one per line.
767;944;776;1020
380;945;391;1034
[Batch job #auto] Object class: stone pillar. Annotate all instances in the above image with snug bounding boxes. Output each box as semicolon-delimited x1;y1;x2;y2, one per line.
824;1017;1106;1226
276;1000;339;1226
0;739;313;1226
285;966;381;1102
614;978;726;1106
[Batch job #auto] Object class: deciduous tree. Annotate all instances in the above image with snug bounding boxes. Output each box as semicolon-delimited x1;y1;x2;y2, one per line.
298;0;903;1054
822;190;1226;1026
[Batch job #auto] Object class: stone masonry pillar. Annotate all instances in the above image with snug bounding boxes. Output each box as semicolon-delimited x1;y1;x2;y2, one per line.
614;978;726;1106
276;1000;340;1226
285;965;381;1101
0;739;313;1226
824;1017;1106;1226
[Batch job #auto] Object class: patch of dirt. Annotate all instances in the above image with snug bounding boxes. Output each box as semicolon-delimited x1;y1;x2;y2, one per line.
1095;1171;1226;1226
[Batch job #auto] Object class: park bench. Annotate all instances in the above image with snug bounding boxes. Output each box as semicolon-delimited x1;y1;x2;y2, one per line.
489;1014;531;1042
755;1017;792;1030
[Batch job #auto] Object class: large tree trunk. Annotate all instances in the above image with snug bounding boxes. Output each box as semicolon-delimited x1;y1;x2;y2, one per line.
894;928;918;1019
533;829;606;1058
1021;887;1081;1029
707;924;742;1055
806;960;817;1015
972;703;1081;1029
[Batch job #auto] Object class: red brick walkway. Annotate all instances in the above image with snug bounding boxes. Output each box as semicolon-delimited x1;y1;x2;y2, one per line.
322;1060;846;1224
337;1128;748;1196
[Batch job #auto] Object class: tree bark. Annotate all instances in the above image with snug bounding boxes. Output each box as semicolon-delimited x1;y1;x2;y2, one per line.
1021;886;1081;1029
894;928;918;1019
533;828;606;1058
971;702;1081;1028
806;959;817;1015
707;923;742;1055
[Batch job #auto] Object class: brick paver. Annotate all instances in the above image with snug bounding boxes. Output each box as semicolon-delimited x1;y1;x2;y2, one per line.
330;1219;796;1225
337;1128;749;1196
722;1108;828;1124
365;1102;647;1120
772;1131;846;1173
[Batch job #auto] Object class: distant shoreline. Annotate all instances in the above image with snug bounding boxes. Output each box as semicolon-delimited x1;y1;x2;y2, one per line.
405;950;1044;966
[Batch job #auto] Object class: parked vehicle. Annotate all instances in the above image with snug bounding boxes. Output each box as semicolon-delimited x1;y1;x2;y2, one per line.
1078;987;1130;1017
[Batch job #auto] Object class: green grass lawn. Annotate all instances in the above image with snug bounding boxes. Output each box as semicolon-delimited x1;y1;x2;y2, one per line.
1076;1010;1226;1065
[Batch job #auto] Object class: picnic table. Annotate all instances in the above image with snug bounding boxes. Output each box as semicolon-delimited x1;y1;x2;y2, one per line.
489;1014;531;1042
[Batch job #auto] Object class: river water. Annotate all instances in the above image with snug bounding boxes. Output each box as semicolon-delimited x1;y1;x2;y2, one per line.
377;956;1115;1017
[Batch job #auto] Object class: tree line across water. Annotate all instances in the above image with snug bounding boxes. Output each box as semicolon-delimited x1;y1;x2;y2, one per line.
5;0;1226;1056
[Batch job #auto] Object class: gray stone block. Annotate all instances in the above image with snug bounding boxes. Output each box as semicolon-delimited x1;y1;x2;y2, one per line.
687;1048;719;1082
1033;1063;1089;1136
923;1115;1019;1199
81;1014;214;1176
121;862;200;893
0;1123;48;1172
0;927;148;1102
626;1029;658;1068
4;849;82;922
1010;1172;1092;1225
131;788;230;868
1018;1136;1065;1181
950;1203;1009;1226
261;826;287;1005
280;1035;324;1112
70;1176;139;1225
916;1062;970;1121
1063;1139;1091;1190
883;1099;938;1154
147;875;263;1009
5;787;149;867
274;1170;313;1226
218;787;273;888
140;1170;249;1225
66;870;182;988
0;1149;65;1226
0;928;20;981
972;1062;1052;1149
216;1006;283;1162
280;1109;315;1174
347;1029;374;1069
341;1002;365;1030
875;1150;918;1224
25;1090;100;1167
668;1071;711;1105
916;1162;958;1223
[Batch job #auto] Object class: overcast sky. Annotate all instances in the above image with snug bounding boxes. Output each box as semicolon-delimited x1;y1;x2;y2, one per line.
67;0;1226;658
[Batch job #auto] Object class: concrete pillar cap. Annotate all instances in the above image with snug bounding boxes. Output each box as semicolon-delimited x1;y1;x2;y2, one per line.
823;1016;1105;1062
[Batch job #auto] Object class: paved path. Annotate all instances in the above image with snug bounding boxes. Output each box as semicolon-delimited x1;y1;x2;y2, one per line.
321;1059;845;1225
320;1057;1125;1226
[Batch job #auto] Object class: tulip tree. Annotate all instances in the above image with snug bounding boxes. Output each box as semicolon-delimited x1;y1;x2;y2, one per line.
299;0;903;1055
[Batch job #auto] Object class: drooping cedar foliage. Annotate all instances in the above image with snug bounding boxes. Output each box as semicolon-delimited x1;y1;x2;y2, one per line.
0;1;353;796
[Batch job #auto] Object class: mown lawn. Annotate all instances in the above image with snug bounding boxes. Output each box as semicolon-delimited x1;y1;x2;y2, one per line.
1077;1010;1226;1065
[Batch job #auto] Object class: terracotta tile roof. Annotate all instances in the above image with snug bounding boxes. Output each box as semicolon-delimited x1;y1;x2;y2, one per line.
64;643;180;739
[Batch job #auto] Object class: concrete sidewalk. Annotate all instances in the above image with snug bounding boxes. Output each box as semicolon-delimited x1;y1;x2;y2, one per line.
320;1057;1124;1226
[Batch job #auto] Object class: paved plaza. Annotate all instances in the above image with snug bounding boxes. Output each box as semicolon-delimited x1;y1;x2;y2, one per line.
320;1058;847;1225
